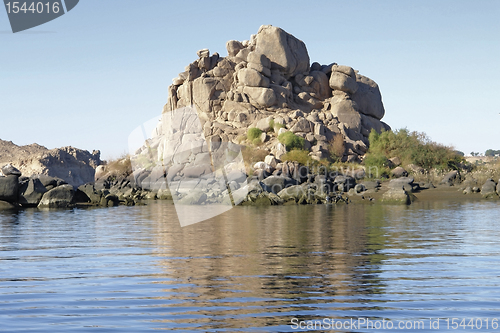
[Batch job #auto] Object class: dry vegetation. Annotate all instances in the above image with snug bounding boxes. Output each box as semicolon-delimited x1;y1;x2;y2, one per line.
103;154;133;179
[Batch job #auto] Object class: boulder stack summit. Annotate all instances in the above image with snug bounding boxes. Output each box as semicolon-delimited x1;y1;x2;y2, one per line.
164;25;390;162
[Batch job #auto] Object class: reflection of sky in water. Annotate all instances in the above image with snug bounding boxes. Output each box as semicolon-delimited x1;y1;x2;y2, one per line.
2;201;500;331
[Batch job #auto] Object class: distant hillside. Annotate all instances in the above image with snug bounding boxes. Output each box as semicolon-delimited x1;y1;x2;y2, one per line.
0;139;102;187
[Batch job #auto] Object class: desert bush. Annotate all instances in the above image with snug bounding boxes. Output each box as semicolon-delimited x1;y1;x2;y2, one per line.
328;134;345;161
280;149;314;165
367;128;463;170
278;132;305;151
105;154;133;178
241;146;268;173
247;128;262;141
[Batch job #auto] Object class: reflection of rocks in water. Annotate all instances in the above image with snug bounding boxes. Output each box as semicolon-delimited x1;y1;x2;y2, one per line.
146;203;389;327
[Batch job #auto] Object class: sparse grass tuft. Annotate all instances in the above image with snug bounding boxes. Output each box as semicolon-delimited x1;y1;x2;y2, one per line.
280;149;314;165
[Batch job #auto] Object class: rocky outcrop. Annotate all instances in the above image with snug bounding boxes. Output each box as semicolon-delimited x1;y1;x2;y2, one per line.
0;139;102;187
163;25;390;163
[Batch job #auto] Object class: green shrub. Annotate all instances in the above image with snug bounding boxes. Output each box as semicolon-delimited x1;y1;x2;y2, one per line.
367;128;463;170
280;149;313;165
363;152;390;178
247;128;262;141
278;131;305;151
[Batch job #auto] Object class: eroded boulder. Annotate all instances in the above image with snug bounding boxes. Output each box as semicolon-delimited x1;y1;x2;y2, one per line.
0;175;19;203
255;25;309;79
19;178;47;207
38;185;75;208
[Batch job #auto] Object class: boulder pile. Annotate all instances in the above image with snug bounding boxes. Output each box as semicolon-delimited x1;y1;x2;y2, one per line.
0;162;153;210
163;25;390;163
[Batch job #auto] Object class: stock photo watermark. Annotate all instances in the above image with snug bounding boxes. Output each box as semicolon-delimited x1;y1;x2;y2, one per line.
3;0;79;33
291;317;500;331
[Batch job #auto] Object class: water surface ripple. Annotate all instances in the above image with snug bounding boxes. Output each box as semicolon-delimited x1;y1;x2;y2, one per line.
1;200;500;332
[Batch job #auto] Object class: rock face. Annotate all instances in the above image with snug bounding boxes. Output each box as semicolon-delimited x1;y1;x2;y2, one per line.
163;25;390;162
0;139;101;187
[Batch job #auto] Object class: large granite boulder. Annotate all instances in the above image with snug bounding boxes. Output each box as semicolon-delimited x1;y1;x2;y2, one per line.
33;174;67;190
18;178;47;207
76;184;102;204
329;65;358;94
38;185;75;208
481;179;498;199
255;25;310;79
0;175;19;203
1;164;21;176
382;188;412;205
261;175;296;194
440;170;461;186
277;185;305;202
388;177;415;192
352;74;385;120
391;166;408;178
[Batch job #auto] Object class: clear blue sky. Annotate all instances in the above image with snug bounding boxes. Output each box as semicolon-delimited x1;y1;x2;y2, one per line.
1;0;499;159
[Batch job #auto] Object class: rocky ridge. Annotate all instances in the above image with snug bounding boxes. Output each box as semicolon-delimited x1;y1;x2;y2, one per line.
0;139;101;187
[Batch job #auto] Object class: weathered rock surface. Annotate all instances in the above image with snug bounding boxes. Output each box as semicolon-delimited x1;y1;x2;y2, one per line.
38;184;75;208
255;25;309;79
0;175;19;203
1;164;21;176
382;188;412;205
481;179;498;199
388;177;415;192
440;170;461;186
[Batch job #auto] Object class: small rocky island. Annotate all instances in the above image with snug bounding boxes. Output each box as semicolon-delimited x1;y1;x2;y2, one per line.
1;26;499;210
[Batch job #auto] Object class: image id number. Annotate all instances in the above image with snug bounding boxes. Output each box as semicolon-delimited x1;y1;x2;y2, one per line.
5;2;60;14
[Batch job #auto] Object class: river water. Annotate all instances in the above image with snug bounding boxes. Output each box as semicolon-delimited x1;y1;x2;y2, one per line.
1;199;500;332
